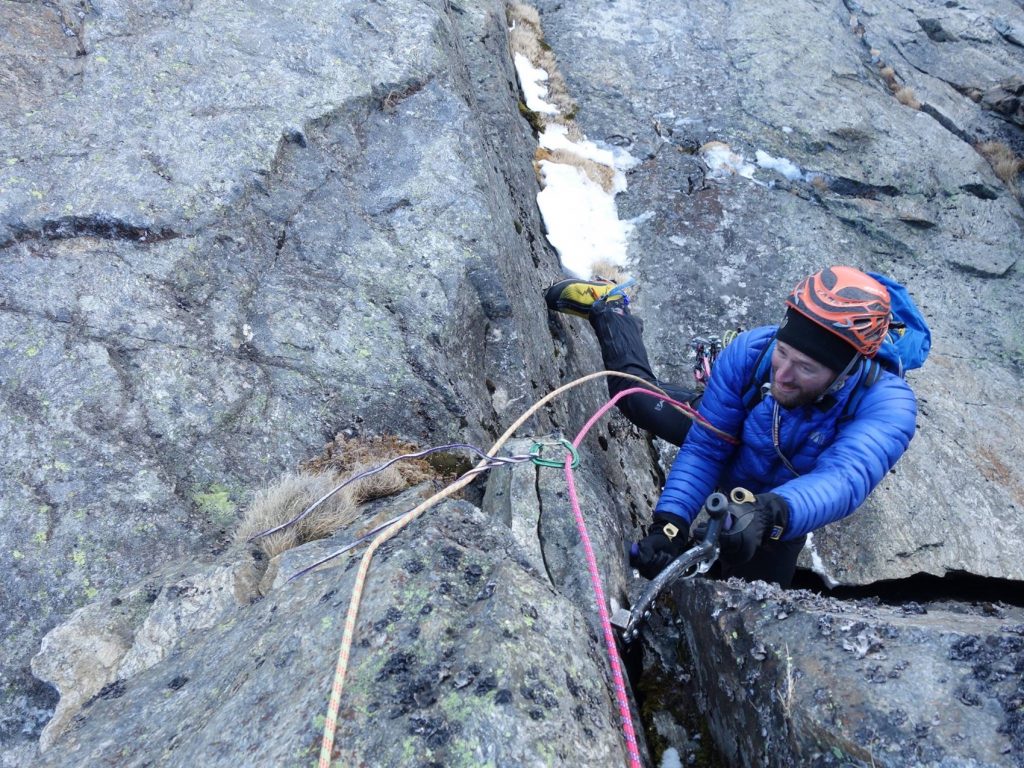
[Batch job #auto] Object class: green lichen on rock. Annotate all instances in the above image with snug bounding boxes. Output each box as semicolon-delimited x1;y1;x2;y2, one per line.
192;484;238;525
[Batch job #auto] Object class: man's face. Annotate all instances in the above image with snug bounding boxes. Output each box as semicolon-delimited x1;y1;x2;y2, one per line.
770;340;836;408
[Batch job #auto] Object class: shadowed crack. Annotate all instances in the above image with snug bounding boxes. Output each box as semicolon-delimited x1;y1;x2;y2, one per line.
960;183;1000;201
826;176;900;198
794;568;1024;608
2;216;180;248
533;462;557;589
894;542;944;558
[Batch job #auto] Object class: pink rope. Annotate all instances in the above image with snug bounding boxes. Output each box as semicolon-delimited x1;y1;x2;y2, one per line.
606;384;738;445
563;462;642;768
562;386;703;768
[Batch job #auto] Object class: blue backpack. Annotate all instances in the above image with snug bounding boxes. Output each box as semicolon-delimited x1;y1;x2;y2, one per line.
866;272;931;377
736;273;931;416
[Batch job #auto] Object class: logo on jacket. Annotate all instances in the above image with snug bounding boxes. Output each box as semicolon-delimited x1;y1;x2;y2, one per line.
809;431;826;445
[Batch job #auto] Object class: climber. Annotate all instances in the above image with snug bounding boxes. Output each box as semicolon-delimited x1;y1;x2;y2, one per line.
545;266;918;588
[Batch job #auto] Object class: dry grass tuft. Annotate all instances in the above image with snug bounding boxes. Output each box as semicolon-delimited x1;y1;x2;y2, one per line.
534;146;617;192
894;87;921;110
588;260;629;283
508;0;541;28
977;141;1024;188
876;62;922;109
236;435;437;559
810;174;830;193
303;433;432;480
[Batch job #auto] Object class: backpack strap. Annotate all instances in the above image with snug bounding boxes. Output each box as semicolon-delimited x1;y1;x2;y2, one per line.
741;334;776;411
836;358;880;425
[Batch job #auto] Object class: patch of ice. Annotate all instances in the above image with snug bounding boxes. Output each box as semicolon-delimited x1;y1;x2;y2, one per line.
660;747;683;768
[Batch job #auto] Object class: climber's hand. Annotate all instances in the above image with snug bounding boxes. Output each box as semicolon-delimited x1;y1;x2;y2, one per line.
718;493;789;564
629;514;691;579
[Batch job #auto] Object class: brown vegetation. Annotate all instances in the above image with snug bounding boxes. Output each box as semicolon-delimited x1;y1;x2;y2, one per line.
588;260;628;284
877;63;921;110
534;146;617;192
977;141;1024;189
894;87;922;110
507;2;577;119
236;435;436;559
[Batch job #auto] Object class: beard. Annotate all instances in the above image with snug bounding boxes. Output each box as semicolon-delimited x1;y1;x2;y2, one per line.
771;381;824;409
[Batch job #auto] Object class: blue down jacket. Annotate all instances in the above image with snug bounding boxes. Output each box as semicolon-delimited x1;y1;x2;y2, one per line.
654;326;917;539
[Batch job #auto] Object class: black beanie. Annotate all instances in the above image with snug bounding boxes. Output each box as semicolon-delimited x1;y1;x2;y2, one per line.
776;307;859;372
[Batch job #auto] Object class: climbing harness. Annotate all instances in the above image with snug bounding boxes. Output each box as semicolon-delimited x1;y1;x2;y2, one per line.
313;372;735;768
690;328;740;386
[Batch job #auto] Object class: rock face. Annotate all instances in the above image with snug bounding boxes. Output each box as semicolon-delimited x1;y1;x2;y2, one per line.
652;578;1024;767
4;0;1024;765
533;0;1024;585
28;450;654;766
2;0;654;755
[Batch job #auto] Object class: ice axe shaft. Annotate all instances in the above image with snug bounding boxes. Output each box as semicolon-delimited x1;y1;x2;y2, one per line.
614;491;731;641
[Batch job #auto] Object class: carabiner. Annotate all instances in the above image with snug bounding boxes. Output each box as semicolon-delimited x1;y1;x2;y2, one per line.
529;438;580;469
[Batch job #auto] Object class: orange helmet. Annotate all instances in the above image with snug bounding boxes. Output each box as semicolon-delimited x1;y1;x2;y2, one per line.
786;266;891;357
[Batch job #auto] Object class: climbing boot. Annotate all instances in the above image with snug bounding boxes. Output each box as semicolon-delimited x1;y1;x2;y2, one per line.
544;278;628;318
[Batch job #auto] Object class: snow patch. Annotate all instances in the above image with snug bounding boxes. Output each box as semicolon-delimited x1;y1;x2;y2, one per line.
513;53;559;115
700;141;756;179
660;747;683;768
805;532;840;589
512;51;640;279
756;150;804;181
537;160;634;278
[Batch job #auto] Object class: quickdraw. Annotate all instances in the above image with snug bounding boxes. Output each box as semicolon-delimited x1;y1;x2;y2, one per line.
314;372;738;768
529;437;580;468
691;335;722;385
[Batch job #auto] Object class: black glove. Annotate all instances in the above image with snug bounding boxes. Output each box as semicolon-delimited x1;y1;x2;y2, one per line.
629;514;690;579
718;493;789;564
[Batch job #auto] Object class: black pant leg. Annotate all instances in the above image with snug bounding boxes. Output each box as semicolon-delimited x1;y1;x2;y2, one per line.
588;301;700;446
721;535;806;588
